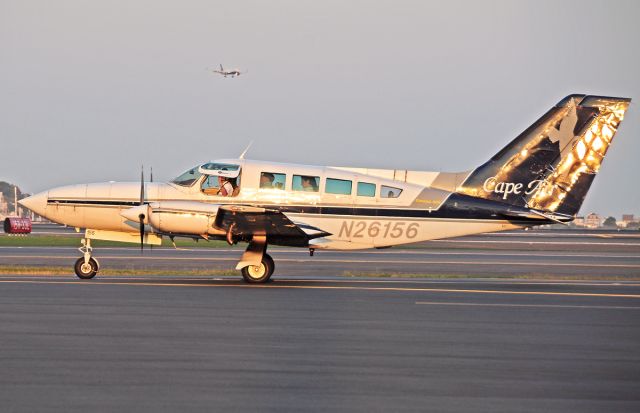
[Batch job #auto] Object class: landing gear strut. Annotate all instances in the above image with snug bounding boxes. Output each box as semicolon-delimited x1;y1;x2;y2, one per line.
236;235;274;283
74;238;99;279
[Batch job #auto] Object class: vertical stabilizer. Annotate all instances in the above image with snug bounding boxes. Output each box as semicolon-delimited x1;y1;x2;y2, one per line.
458;95;631;215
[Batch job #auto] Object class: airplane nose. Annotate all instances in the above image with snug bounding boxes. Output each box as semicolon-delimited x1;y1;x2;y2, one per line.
18;191;48;217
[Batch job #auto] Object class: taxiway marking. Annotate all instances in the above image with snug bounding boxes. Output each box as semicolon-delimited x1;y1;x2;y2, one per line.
2;279;640;298
1;274;639;286
415;301;640;309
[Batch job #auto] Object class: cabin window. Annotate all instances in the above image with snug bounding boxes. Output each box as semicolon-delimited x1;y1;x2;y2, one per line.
325;178;352;195
171;168;203;187
357;182;376;197
293;175;320;192
260;172;286;190
381;185;402;198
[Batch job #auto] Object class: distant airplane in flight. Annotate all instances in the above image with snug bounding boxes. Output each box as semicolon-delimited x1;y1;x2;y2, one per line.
211;64;245;78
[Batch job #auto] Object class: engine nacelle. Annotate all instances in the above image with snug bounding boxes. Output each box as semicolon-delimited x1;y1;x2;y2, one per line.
146;201;222;236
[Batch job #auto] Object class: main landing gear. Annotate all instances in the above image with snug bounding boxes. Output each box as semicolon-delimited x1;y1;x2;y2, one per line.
240;253;274;283
74;238;99;279
236;234;275;283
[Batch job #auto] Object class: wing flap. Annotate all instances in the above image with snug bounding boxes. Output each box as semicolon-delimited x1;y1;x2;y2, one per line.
213;205;331;247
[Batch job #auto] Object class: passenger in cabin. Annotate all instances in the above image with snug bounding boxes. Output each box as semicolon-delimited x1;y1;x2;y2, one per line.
260;173;275;188
301;176;319;192
217;176;235;197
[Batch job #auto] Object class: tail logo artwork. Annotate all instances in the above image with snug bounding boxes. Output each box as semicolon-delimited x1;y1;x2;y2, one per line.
482;177;543;199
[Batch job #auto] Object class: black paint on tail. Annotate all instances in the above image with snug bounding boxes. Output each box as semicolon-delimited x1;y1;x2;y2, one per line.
458;95;631;216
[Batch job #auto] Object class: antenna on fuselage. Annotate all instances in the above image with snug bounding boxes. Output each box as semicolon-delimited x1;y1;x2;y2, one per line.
239;141;254;160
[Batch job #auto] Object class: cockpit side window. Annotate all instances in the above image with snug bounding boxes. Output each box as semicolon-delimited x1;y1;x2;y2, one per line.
202;173;240;197
171;168;203;187
201;175;220;195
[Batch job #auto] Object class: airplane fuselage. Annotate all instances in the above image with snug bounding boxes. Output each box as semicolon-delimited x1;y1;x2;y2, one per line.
23;158;546;251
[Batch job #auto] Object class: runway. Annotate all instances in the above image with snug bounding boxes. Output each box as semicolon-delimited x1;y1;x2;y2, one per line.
1;244;639;278
1;276;640;412
5;224;637;279
2;228;640;411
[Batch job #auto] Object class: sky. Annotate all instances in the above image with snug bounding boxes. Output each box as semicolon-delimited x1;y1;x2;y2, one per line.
1;0;638;217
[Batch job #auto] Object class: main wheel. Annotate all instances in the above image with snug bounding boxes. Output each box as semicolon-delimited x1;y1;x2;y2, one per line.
74;257;98;279
240;253;274;283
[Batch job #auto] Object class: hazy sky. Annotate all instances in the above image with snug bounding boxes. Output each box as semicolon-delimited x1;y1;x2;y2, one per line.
1;0;638;216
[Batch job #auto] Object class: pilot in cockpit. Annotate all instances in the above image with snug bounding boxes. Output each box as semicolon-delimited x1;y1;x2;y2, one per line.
201;175;235;196
217;176;235;197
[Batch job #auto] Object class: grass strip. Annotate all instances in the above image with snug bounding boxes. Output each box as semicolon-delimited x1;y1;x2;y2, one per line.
0;265;238;276
0;235;235;249
1;266;636;281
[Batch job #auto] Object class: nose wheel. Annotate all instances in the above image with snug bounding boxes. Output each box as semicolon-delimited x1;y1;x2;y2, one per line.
74;257;99;279
74;238;99;279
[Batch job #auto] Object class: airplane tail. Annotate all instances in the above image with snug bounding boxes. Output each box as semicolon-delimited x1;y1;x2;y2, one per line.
458;95;631;216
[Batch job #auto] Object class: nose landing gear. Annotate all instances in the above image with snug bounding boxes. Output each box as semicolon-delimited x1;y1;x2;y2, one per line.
74;238;99;279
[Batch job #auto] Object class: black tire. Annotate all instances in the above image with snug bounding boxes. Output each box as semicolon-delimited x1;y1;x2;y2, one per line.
74;257;98;279
240;253;274;283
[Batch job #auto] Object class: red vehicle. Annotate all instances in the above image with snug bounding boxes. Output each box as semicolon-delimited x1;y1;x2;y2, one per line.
3;217;32;234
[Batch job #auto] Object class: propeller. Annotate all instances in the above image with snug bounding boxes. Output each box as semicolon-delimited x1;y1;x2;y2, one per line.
149;167;154;251
139;165;145;252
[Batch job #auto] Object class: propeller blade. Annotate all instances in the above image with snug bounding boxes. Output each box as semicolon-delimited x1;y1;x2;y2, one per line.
140;165;145;205
139;165;145;252
150;166;153;183
139;215;145;252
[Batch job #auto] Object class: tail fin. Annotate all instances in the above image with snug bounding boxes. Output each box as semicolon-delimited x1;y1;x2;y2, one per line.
220;64;224;71
458;95;631;216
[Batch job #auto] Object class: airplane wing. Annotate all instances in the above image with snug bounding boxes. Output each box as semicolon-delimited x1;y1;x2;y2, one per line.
213;205;331;247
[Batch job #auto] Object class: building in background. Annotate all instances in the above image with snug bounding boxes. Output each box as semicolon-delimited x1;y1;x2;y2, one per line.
584;213;603;229
619;214;638;229
0;192;8;219
573;216;586;227
621;214;635;226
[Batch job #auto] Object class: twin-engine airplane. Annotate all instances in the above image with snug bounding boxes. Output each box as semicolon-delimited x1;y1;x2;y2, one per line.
20;94;630;283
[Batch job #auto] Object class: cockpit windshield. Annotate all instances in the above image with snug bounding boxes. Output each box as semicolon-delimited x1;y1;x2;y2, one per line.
171;167;203;187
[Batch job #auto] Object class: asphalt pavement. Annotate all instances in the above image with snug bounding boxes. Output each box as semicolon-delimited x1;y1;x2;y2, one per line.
1;276;640;412
1;227;640;411
1;241;638;278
